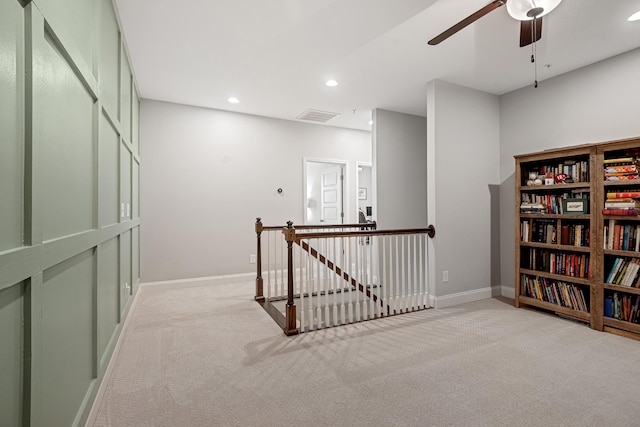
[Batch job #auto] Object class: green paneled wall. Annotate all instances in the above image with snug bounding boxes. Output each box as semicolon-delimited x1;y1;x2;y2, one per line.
120;55;132;141
0;283;25;427
99;0;119;116
35;0;95;77
120;230;132;313
132;159;140;218
99;112;119;227
0;0;141;426
41;250;95;427
97;237;119;368
40;30;96;242
0;1;24;253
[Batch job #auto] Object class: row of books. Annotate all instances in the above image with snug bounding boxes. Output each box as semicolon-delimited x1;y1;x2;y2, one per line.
523;248;590;278
605;292;640;323
532;159;590;183
520;193;589;215
521;219;555;244
603;191;640;216
605;257;640;287
522;275;588;312
603;157;639;181
521;219;590;247
604;220;640;251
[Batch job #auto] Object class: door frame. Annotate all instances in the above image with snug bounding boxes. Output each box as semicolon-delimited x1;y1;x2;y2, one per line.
355;161;373;222
303;157;350;225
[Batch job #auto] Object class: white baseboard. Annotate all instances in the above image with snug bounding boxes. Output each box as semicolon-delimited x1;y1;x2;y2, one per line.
141;272;255;288
429;286;502;309
501;285;515;299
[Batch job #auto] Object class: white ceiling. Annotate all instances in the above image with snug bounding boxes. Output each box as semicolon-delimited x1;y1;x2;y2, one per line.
113;0;640;131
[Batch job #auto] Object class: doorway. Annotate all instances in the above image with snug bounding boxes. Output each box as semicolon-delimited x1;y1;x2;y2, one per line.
304;160;346;225
356;163;373;223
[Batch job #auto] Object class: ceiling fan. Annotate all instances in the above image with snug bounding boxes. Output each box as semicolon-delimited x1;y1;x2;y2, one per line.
428;0;562;47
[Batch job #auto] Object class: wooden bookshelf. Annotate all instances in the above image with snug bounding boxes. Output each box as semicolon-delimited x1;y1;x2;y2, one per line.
515;137;640;339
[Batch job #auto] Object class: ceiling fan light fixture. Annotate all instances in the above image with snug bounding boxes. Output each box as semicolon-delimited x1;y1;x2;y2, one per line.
506;0;562;21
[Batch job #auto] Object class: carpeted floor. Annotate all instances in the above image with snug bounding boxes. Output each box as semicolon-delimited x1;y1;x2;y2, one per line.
88;279;640;427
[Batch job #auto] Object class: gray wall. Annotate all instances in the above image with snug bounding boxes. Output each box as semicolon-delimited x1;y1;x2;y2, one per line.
373;109;428;228
0;1;140;426
499;48;640;297
141;100;371;282
427;80;500;306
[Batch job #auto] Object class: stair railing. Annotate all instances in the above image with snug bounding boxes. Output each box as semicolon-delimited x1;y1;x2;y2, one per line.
255;218;435;335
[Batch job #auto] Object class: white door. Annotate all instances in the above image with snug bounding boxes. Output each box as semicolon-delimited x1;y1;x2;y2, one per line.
320;164;344;224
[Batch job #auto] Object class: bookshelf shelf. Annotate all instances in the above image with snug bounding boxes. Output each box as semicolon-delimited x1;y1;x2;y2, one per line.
603;249;640;258
519;269;591;286
518;296;591;321
603;283;640;296
604;179;640;188
603;317;640;335
520;213;590;220
516;136;640;340
520;242;590;252
519;182;591;192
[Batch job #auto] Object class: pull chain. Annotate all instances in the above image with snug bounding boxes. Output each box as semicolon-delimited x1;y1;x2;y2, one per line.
531;18;538;88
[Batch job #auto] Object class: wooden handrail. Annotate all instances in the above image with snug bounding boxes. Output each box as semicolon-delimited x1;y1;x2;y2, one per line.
293;225;435;241
260;222;377;232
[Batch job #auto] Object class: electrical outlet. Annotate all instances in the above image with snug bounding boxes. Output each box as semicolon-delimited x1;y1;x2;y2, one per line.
443;271;449;283
125;282;131;295
249;254;256;264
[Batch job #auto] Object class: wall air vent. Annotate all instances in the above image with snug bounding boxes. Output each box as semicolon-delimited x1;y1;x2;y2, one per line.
296;109;341;123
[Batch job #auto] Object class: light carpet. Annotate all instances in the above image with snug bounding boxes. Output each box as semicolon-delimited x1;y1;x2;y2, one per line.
89;279;640;427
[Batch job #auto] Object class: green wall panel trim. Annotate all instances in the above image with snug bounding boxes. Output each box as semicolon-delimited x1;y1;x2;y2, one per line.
0;221;141;291
99;109;120;227
119;53;132;142
41;220;140;271
41;21;98;101
27;273;43;427
33;0;96;82
0;246;41;292
0;282;25;427
99;0;120;120
132;91;140;154
24;3;43;247
119;230;131;314
42;229;96;271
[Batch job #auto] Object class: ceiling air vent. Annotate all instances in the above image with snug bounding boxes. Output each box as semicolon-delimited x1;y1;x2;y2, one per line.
296;109;341;123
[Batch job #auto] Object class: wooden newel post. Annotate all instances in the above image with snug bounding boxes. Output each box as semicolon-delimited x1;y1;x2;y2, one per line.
283;221;299;335
254;218;265;302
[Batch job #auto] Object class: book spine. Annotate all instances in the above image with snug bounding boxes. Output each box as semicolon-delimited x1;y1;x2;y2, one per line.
602;209;640;216
604;157;635;164
606;192;640;199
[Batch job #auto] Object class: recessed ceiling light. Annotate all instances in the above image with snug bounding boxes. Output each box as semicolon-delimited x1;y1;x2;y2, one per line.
325;80;338;87
228;97;240;104
368;120;373;125
629;10;640;21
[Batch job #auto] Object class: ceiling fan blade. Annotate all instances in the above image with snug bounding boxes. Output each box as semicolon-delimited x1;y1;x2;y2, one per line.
520;17;543;47
428;0;505;45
